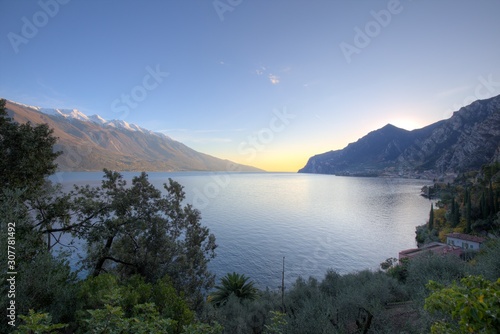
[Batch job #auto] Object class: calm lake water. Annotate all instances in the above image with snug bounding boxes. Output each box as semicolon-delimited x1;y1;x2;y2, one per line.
51;172;432;290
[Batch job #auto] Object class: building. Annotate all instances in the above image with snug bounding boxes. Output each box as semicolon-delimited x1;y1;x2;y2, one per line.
445;233;486;251
398;233;487;262
398;242;462;261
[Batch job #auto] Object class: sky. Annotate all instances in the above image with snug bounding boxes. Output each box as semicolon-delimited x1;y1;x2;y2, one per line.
1;1;500;172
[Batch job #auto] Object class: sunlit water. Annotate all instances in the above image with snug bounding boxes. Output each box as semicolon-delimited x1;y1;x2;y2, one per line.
51;172;432;290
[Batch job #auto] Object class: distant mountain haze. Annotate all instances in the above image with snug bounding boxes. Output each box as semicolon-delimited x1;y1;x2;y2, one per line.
5;100;263;172
299;95;500;178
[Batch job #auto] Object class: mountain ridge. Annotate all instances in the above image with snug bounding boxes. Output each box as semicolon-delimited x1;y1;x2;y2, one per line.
10;100;168;138
5;100;263;173
299;95;500;178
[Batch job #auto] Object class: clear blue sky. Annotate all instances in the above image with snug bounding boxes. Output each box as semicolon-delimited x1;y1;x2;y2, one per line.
1;0;500;171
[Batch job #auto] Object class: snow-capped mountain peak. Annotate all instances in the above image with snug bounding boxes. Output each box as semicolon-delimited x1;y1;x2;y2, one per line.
39;108;90;122
105;119;140;132
8;100;168;138
88;114;107;125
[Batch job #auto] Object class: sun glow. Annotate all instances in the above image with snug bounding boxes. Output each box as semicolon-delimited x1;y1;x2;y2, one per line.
390;118;424;131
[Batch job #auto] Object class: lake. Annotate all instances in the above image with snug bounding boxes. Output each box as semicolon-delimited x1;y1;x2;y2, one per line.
51;171;433;290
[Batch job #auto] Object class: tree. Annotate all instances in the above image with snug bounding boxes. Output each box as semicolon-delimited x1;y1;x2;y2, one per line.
0;188;77;333
76;274;195;334
449;198;460;228
0;102;77;332
0;99;61;196
65;170;217;310
13;310;67;334
428;203;434;230
464;188;472;233
209;272;258;306
425;275;500;333
263;311;287;334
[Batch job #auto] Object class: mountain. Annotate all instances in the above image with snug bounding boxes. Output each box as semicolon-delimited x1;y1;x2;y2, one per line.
299;95;500;178
5;100;262;172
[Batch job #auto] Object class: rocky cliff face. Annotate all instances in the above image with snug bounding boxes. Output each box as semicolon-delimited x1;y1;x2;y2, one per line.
299;95;500;178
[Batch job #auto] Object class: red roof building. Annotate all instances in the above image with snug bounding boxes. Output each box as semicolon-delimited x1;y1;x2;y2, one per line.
398;242;462;261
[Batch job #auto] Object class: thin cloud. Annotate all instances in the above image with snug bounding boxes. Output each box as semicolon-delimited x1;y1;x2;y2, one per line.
269;74;280;85
255;66;266;75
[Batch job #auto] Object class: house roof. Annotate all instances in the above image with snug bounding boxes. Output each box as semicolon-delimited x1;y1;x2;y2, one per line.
445;232;486;244
399;242;462;260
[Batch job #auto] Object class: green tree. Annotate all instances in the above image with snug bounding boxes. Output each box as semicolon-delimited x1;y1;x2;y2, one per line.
13;310;67;334
449;198;460;228
0;99;61;196
263;311;287;334
425;275;500;333
182;322;224;334
77;273;194;334
80;302;176;334
0;102;77;332
428;203;434;230
65;170;217;310
209;272;258;306
0;188;77;333
464;188;472;233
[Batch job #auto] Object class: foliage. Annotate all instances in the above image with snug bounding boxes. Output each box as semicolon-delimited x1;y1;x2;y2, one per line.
404;253;468;301
421;163;500;241
209;272;258;306
203;289;279;334
385;258;409;283
152;275;195;332
470;239;500;281
66;170;217;310
182;322;224;334
0;188;78;333
82;302;178;334
13;309;67;334
415;223;439;245
77;273;194;333
263;311;287;334
380;257;398;271
428;203;434;230
0;99;61;196
195;243;494;334
425;275;500;333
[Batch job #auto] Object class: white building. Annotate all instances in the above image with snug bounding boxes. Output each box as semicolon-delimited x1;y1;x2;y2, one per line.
446;233;486;250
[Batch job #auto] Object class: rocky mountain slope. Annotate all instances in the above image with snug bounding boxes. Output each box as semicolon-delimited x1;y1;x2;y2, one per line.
5;100;262;172
299;95;500;178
